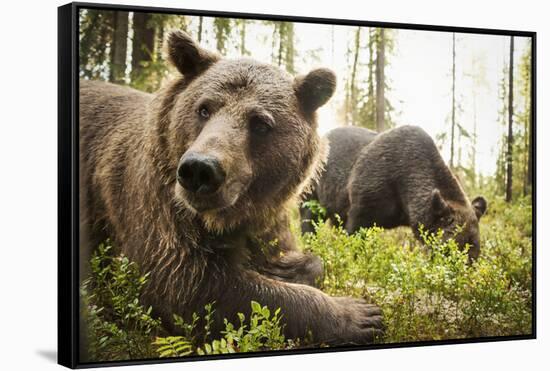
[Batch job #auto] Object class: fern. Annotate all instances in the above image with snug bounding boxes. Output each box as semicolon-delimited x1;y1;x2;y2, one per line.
152;336;193;358
154;300;289;357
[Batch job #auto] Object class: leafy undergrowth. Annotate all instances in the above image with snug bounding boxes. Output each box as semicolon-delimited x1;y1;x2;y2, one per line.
300;196;532;342
80;196;532;362
80;244;161;361
153;301;298;358
81;244;301;362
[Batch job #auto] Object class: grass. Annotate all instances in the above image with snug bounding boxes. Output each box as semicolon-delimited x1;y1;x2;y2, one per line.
80;194;532;362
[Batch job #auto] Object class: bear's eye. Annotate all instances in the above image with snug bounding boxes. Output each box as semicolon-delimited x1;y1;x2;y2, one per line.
197;105;210;120
249;115;273;136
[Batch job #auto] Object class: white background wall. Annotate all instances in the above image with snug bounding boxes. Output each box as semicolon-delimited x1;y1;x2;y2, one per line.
0;0;545;369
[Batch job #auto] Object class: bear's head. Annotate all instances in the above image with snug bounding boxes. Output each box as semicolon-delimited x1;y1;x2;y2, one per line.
162;31;335;233
428;189;488;261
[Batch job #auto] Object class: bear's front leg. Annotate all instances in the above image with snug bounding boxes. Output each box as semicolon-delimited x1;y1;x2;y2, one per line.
254;250;324;287
249;220;324;287
196;265;384;346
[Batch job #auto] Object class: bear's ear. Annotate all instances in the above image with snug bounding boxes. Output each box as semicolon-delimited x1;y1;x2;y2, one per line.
431;188;451;218
472;196;487;219
166;30;220;77
294;68;337;113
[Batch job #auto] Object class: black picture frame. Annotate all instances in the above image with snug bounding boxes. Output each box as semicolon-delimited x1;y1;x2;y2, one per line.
58;2;537;368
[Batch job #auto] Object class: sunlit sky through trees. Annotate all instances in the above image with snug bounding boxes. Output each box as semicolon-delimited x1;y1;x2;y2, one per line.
180;16;530;177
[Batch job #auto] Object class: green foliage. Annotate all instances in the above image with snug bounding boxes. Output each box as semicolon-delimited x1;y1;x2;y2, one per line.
301;195;532;342
128;46;169;93
79;10;113;80
152;336;193;358
302;199;327;220
80;242;161;362
214;18;232;53
494;39;533;201
222;301;287;352
81;243;291;361
153;301;289;358
345;27;395;129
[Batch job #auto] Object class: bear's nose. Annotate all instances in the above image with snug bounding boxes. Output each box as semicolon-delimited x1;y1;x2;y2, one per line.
177;153;225;195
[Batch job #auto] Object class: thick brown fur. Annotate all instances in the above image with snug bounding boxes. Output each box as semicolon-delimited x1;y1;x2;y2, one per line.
301;125;487;261
79;31;383;352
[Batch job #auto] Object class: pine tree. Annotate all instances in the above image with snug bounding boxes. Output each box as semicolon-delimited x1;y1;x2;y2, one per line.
214;18;232;54
271;22;296;74
364;28;376;127
351;28;394;130
284;23;295;74
505;36;514;202
109;11;129;84
237;19;248;56
348;27;361;125
197;17;204;42
450;33;457;169
495;51;509;195
375;28;386;132
131;12;155;84
518;41;532;196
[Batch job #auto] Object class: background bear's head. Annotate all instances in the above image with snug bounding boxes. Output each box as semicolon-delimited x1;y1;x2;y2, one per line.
160;31;335;233
428;189;488;261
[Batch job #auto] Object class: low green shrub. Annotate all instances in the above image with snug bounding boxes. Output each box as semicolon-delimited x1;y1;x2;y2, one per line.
301;195;532;342
153;301;291;357
80;195;532;361
80;242;161;362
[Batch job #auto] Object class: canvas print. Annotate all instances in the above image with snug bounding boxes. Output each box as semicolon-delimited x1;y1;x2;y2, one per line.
76;6;534;364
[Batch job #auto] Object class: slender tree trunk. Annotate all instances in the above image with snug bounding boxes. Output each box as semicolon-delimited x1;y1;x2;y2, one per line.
526;102;533;194
450;33;456;169
523;92;531;196
271;23;278;63
367;28;376;126
375;29;386;132
524;47;532;196
344;42;352;125
109;11;129;84
349;27;361;125
284;23;295;74
131;12;155;82
240;20;247;55
277;24;284;67
214;18;228;53
156;19;165;56
506;36;514;202
197;17;203;43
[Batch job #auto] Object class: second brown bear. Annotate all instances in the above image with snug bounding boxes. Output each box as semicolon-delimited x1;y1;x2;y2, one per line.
301;125;487;261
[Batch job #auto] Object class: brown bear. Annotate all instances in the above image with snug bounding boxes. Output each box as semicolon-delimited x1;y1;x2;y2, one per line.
79;30;383;348
301;125;487;261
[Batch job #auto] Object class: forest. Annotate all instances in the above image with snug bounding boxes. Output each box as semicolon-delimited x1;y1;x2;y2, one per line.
79;9;533;362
